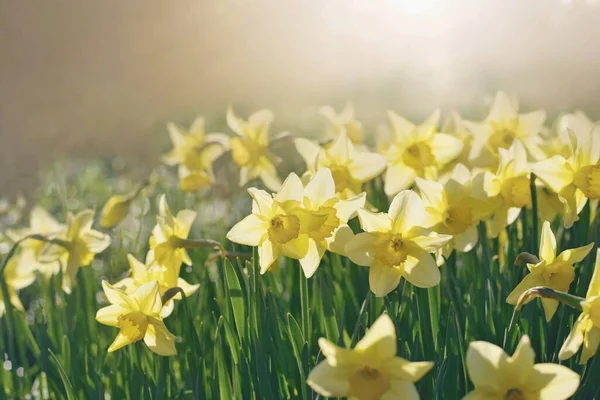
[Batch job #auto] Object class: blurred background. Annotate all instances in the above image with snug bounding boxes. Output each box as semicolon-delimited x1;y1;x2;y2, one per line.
2;0;600;194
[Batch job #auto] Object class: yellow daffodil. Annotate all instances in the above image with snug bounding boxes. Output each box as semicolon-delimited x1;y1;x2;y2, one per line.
465;91;546;168
295;131;386;199
345;190;452;297
383;109;463;196
464;335;579;400
559;248;600;364
416;164;487;259
532;131;600;228
0;251;36;317
472;140;531;237
507;221;594;321
227;107;282;191
295;168;366;277
319;102;364;144
307;313;433;400
100;194;132;228
96;281;176;356
114;254;199;317
41;210;110;293
149;195;197;280
226;173;315;274
441;111;473;170
535;185;564;223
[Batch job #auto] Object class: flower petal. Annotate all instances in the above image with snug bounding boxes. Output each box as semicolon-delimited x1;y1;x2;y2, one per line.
303;168;336;207
226;215;267;246
144;320;177;356
556;242;594;265
384;163;416;196
389;190;426;234
102;280;137;310
402;251;440;288
466;341;509;392
369;260;403;297
334;193;366;222
525;363;580;400
345;232;375;266
506;273;544;305
430;133;463;165
306;361;351;397
258;240;280;274
294;138;320;171
274;173;303;203
539;221;556;263
133;281;162;315
355;313;397;358
357;209;392;233
348;151;387;182
299;239;326;278
587;248;600;298
409;231;452;253
95;304;126;327
108;332;134;353
532;156;574;194
381;380;419;400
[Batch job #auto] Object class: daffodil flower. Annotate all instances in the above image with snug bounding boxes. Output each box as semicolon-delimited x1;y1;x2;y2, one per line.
345;190;452;297
227;107;283;191
532;132;600;228
472;140;531;237
295;168;365;277
307;313;433;400
226;173;317;274
99;180;149;228
441;111;473;170
383;109;463;196
507;221;594;321
559;248;600;364
464;335;580;400
0;251;36;317
416;164;487;259
114;254;199;318
96;281;176;356
319;102;364;144
295;131;386;199
465;91;546;168
40;210;110;293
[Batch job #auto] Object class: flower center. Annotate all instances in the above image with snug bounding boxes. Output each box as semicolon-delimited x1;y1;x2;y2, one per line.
268;214;301;244
118;312;149;343
444;205;473;235
349;366;391;400
501;176;531;208
489;128;516;153
328;165;353;193
403;142;434;170
574;164;600;200
373;233;408;267
230;137;266;167
504;388;528;400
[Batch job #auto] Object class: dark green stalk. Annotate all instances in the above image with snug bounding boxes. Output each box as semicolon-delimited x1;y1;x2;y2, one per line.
530;173;539;256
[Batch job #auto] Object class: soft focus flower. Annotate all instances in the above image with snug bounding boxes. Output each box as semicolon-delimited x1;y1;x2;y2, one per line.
226;173;318;274
96;281;176;356
345;190;452;297
307;313;433;400
383;109;463;196
100;194;132;228
227;107;282;191
472;140;531;237
295;168;365;277
0;251;36;317
464;335;579;400
441;111;473;170
113;254;199;318
295;130;386;199
319;102;364;144
559;248;600;364
506;221;594;321
533;131;600;228
465;91;546;168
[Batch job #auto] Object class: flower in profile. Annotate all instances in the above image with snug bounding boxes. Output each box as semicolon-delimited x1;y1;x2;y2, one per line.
295;131;386;199
559;248;600;364
319;102;364;144
96;281;176;356
307;313;433;400
295;168;365;277
161;116;230;191
226;173;317;274
507;221;593;321
99;180;149;228
345;190;451;297
472;139;531;237
416;164;487;259
464;91;546;168
464;335;579;400
149;195;197;280
0;250;36;317
383;109;463;196
532;131;600;228
227;107;283;191
40;210;110;293
113;254;199;317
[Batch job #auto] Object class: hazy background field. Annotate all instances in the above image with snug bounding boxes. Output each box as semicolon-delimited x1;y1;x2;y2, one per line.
2;0;600;193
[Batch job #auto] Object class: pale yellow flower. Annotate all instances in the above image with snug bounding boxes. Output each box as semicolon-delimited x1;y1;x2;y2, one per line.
441;111;473;169
114;254;199;318
307;313;433;400
227;107;282;191
559;248;600;364
507;221;594;321
345;190;451;297
319;102;364;144
464;335;579;400
383;109;463;196
532;130;600;228
465;91;546;168
0;250;36;317
96;281;176;356
295;131;386;199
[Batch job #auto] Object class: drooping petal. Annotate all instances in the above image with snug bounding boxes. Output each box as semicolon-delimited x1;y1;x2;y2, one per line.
226;215;267;246
369;261;403;297
539;221;557;263
402;251;441;288
355;313;397;358
526;363;580;400
299;239;326;278
541;298;560;322
144;320;177;356
258;240;280;274
389;190;426;234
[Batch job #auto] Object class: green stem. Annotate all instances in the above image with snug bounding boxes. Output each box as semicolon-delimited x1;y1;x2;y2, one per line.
530;173;539;256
